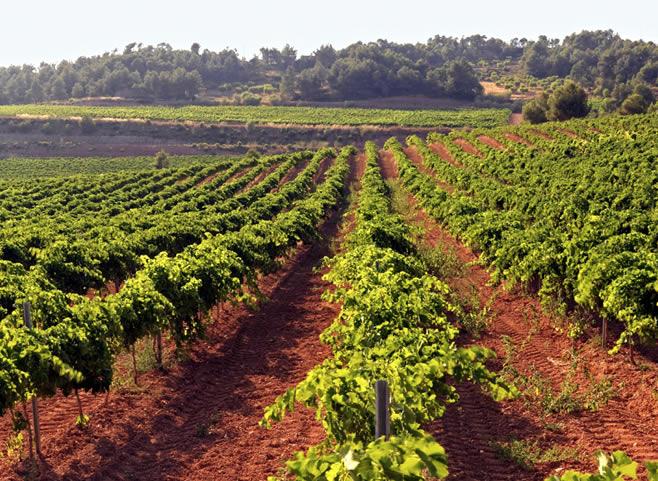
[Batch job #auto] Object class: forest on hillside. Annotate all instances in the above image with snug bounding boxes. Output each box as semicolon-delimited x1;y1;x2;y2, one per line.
0;30;656;106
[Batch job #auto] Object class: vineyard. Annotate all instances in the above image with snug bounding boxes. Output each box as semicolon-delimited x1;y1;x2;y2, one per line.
0;112;657;480
0;104;511;128
0;155;227;178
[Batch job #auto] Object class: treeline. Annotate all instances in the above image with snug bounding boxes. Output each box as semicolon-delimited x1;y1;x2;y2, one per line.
522;30;658;111
0;31;656;104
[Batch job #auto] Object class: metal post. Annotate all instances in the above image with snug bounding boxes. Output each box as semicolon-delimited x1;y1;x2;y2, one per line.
23;302;42;456
375;380;390;440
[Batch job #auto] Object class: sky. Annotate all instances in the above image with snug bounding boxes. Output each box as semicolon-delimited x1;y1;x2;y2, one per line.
2;0;657;67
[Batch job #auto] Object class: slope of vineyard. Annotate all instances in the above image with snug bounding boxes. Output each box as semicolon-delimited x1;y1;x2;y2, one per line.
0;152;358;480
381;135;658;480
0;146;352;419
1;113;657;481
261;142;515;479
387;113;658;353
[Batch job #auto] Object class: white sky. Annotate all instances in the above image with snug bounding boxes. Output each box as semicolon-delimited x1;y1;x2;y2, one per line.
2;0;657;67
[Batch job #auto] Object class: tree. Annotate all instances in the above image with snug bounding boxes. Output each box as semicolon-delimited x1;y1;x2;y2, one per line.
123;43;137;55
547;81;590;121
28;81;44;102
633;83;655;105
329;58;381;99
279;68;296;100
260;47;282;67
425;67;447;97
442;60;483;99
71;83;86;98
522;39;551;77
191;43;201;55
154;150;170;169
280;44;297;70
50;76;68;100
523;94;549;124
314;45;337;68
296;64;328;100
620;93;649;115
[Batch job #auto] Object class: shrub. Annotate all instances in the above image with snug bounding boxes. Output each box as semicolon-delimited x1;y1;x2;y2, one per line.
79;116;96;134
546;81;590;121
154;150;170;169
240;92;262;106
523;95;549;124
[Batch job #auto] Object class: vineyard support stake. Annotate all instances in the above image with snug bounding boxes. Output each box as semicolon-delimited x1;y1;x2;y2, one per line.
23;302;42;456
374;380;390;440
156;331;163;369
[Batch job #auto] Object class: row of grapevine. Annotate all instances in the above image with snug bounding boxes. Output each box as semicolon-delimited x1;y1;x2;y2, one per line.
384;112;658;352
261;142;515;480
0;146;353;421
0;155;244;221
0;155;228;178
0;104;511;128
0;153;292;294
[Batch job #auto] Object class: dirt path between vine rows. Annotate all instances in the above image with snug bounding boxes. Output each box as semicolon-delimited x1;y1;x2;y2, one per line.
504;132;533;146
378;149;658;481
453;138;484;158
0;155;364;481
477;135;505;151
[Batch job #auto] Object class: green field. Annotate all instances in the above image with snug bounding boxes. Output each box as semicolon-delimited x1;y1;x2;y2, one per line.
0;155;231;178
0;104;511;128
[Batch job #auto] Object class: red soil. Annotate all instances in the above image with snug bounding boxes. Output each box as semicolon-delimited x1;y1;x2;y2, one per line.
0;156;364;481
242;160;284;191
379;149;399;179
428;142;463;168
530;129;554;141
504;132;533;147
418;212;658;480
312;153;335;185
477;135;506;151
400;147;455;194
453;138;484;158
378;152;658;480
194;170;224;188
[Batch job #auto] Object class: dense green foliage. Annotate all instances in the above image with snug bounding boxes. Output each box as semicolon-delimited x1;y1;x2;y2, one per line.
521;31;658;91
0;38;494;103
385;112;658;352
523;81;591;123
0;154;227;178
262;142;514;480
0;104;510;128
1;31;654;105
0;145;353;418
520;31;658;114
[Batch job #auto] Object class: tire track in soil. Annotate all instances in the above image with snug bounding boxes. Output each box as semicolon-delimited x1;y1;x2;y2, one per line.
377;149;658;480
0;154;364;481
